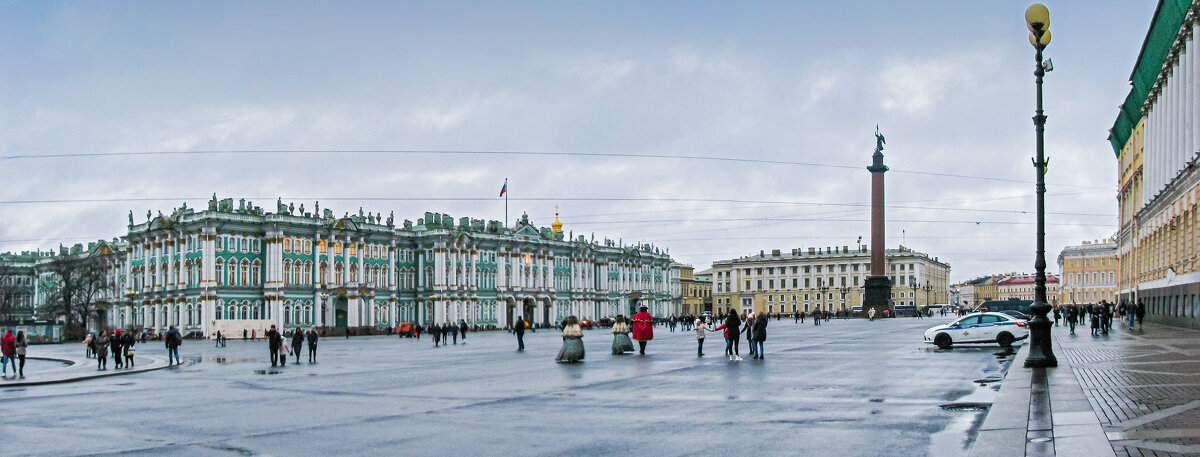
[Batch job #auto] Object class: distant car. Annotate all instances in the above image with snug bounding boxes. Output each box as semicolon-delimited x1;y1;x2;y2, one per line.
183;330;205;339
579;320;595;330
998;309;1031;321
923;312;1028;349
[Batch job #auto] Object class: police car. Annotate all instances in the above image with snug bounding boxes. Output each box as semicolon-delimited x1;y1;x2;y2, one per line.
923;312;1028;349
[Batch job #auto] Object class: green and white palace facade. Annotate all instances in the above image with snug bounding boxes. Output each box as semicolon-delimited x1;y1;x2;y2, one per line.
3;196;677;337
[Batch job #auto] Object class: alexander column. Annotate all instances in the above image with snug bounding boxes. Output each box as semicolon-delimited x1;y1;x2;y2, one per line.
863;126;892;317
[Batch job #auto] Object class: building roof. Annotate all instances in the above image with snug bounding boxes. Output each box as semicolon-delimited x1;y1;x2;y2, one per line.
1109;0;1192;156
999;275;1059;285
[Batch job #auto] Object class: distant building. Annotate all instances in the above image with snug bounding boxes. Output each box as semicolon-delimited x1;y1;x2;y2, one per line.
1057;239;1118;305
711;245;950;316
1;198;676;336
997;274;1061;304
677;265;712;315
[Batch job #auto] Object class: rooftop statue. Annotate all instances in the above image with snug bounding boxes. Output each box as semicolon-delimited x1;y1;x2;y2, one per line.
875;124;886;153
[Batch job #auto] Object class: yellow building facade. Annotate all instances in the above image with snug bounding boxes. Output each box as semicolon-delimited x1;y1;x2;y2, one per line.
1057;239;1118;305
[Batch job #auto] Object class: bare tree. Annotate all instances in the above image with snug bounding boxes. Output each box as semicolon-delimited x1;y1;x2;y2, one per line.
43;254;113;339
0;263;23;321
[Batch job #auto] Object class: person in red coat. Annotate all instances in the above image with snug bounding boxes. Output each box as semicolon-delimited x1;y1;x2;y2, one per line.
631;306;654;355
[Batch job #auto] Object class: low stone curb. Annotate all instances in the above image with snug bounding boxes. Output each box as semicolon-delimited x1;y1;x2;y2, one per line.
969;342;1115;457
0;354;172;387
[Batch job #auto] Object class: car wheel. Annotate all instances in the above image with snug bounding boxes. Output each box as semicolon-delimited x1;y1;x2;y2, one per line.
997;332;1014;348
934;333;952;349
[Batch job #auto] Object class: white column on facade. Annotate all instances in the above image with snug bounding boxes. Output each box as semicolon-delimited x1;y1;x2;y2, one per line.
388;244;396;290
1186;39;1196;162
1175;59;1184;175
356;240;365;286
1194;24;1200;157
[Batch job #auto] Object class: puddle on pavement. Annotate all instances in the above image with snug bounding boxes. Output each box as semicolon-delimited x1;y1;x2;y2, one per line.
196;356;262;365
939;402;990;412
253;370;282;375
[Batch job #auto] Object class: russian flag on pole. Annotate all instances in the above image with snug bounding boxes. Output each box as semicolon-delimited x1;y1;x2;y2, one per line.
499;180;507;197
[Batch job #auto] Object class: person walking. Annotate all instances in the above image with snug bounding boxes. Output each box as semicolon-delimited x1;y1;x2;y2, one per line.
1052;306;1061;327
266;325;282;367
1090;305;1100;336
695;316;714;356
278;332;288;367
123;330;135;368
94;330;110;370
631;305;655;356
713;309;742;361
610;315;634;355
165;325;182;366
14;330;27;378
459;320;469;344
292;327;304;364
1;330;16;377
1135;300;1146;329
514;316;526;352
83;333;94;359
555;316;585;362
813;309;821;326
743;312;756;357
306;326;319;363
111;330;124;370
751;311;768;359
431;323;442;347
1066;304;1077;334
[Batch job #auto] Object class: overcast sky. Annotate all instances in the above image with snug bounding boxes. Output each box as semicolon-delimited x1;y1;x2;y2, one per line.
0;1;1154;282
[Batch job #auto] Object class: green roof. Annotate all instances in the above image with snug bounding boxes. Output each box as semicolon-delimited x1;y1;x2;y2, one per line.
1109;0;1191;157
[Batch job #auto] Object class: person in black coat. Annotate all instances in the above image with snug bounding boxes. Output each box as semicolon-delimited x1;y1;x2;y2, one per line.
266;325;283;366
1135;300;1146;328
111;331;125;369
459;320;468;344
514;317;526;351
123;331;136;368
306;327;319;363
751;312;768;359
1066;305;1077;334
291;327;304;364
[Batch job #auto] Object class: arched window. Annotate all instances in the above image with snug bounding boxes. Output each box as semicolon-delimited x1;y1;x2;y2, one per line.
240;260;249;286
284;260;293;285
335;263;344;284
215;260;224;286
351;264;358;283
283;302;292;325
304;262;313;285
253;260;261;286
319;262;328;285
215;304;223;321
293;262;301;285
185;304;193;325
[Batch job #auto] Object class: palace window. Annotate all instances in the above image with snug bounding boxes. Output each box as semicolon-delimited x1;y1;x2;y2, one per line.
335;243;343;255
335;263;343;283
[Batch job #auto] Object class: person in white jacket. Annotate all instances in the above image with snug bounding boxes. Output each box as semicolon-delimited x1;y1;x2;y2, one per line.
694;317;715;357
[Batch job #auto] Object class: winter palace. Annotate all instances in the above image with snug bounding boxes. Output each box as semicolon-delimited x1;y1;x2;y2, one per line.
2;196;677;337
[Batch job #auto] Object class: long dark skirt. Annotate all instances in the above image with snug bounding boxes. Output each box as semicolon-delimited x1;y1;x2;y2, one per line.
612;333;634;354
556;336;585;362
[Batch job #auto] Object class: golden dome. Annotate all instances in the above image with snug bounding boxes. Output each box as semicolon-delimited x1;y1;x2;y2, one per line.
552;209;563;232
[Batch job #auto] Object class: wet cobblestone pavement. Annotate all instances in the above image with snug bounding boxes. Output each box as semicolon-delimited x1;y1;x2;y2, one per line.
4;317;1014;456
1052;322;1200;456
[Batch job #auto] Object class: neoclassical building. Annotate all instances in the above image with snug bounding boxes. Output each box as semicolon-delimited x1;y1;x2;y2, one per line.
4;196;677;337
1110;0;1200;328
711;245;950;316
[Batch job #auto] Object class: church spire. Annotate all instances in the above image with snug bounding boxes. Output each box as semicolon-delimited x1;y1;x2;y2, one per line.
552;206;563;233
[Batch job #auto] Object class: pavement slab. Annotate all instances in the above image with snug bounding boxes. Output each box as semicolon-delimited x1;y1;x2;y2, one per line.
2;317;1015;456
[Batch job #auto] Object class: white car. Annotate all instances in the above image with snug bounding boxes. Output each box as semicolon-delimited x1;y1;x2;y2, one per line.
923;312;1028;349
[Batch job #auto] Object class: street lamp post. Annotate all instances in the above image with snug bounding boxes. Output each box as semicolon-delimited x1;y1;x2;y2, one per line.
1023;3;1058;368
